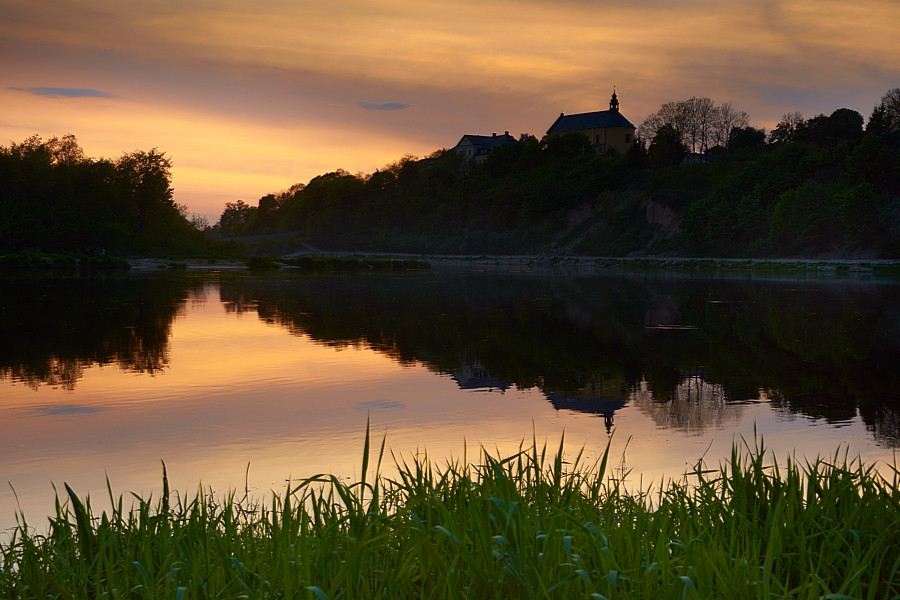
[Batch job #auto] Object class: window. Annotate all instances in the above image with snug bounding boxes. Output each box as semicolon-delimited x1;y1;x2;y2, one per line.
625;134;632;143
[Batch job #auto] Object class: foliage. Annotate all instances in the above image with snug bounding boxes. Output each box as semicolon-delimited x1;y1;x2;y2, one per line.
214;88;898;258
218;138;647;255
0;135;221;257
638;97;750;154
2;431;898;598
648;124;688;170
9;93;895;260
679;111;900;257
794;109;865;147
867;88;900;136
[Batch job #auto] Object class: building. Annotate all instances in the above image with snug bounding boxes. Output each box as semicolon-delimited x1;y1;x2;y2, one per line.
545;90;636;154
451;131;518;167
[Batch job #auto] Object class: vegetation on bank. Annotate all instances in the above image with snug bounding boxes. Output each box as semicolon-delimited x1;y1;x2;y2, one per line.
0;135;235;259
2;430;898;599
3;89;899;260
215;89;900;258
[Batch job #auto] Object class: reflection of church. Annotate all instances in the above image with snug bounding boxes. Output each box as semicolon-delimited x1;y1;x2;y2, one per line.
545;374;628;434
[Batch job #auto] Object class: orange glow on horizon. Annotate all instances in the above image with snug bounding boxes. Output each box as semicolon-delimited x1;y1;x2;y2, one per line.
2;0;898;220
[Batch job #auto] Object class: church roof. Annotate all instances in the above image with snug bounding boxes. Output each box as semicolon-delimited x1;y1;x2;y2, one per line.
546;110;636;135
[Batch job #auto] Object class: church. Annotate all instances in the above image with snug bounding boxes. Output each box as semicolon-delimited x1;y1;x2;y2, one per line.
545;90;636;154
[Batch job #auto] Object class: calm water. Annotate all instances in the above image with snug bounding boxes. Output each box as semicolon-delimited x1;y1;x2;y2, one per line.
1;266;899;531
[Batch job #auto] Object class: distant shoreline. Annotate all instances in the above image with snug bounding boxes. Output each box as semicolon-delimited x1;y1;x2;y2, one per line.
127;254;900;274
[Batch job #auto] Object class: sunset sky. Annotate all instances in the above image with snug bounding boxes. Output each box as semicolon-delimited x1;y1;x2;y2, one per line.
2;0;899;221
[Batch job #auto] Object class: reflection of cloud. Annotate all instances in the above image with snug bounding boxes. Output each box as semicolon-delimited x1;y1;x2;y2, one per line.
9;87;115;99
356;400;405;410
357;101;411;111
31;405;101;416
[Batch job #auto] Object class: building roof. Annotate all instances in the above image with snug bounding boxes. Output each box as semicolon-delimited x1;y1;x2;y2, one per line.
546;110;635;135
454;132;518;150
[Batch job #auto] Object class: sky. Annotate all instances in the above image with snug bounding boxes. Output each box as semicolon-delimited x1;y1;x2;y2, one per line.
2;0;899;222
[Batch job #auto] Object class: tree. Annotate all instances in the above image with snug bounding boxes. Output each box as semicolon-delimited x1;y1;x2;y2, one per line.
542;131;592;157
794;109;864;147
768;112;804;144
115;149;175;234
648;124;688;170
217;200;256;236
255;194;280;233
868;88;900;136
1;135;211;255
44;134;85;166
728;126;766;152
638;97;750;155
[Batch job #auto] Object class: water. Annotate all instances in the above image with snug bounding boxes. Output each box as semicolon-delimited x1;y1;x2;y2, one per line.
1;266;898;531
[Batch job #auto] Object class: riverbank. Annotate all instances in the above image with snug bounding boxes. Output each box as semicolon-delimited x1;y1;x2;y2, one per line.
3;250;898;276
2;434;898;598
127;254;900;277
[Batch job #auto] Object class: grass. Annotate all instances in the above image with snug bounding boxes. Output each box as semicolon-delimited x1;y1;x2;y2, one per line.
2;428;899;599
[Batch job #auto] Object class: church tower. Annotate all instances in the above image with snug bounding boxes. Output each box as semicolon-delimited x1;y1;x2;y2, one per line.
609;88;619;112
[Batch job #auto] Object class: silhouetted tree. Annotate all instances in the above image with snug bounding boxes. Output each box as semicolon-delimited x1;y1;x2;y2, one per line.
218;200;256;236
639;98;750;155
768;111;804;144
728;126;767;152
794;109;864;147
115;149;176;235
868;88;900;136
649;124;688;170
0;135;209;255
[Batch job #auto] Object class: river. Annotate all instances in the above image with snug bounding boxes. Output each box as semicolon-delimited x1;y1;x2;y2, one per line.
1;264;898;532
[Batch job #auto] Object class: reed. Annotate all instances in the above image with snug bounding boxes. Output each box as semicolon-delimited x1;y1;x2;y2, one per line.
2;429;898;599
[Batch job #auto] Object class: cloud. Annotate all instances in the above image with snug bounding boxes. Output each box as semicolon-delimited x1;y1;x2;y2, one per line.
10;86;115;99
31;404;101;416
357;101;411;111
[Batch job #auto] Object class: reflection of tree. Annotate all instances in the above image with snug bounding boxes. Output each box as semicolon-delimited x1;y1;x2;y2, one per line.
218;271;900;445
0;274;202;388
859;403;900;447
217;271;649;394
630;375;744;434
2;357;87;391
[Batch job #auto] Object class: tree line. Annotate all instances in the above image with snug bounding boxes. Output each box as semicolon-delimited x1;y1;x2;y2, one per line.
2;89;897;260
215;88;900;258
677;90;900;257
0;135;214;257
216;133;650;254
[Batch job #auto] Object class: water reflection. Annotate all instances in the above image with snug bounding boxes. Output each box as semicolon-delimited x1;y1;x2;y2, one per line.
214;269;900;446
0;274;204;389
631;376;743;434
1;269;899;446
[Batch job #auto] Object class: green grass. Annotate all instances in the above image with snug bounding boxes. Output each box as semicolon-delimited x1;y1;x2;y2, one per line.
2;428;899;599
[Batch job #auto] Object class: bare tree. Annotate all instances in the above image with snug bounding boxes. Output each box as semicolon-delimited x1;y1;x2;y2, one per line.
638;97;751;155
712;102;751;148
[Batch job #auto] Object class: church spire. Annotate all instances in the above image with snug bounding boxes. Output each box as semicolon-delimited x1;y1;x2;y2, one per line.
609;86;619;112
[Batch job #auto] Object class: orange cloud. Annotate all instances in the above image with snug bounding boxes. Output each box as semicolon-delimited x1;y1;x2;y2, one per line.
2;0;898;220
